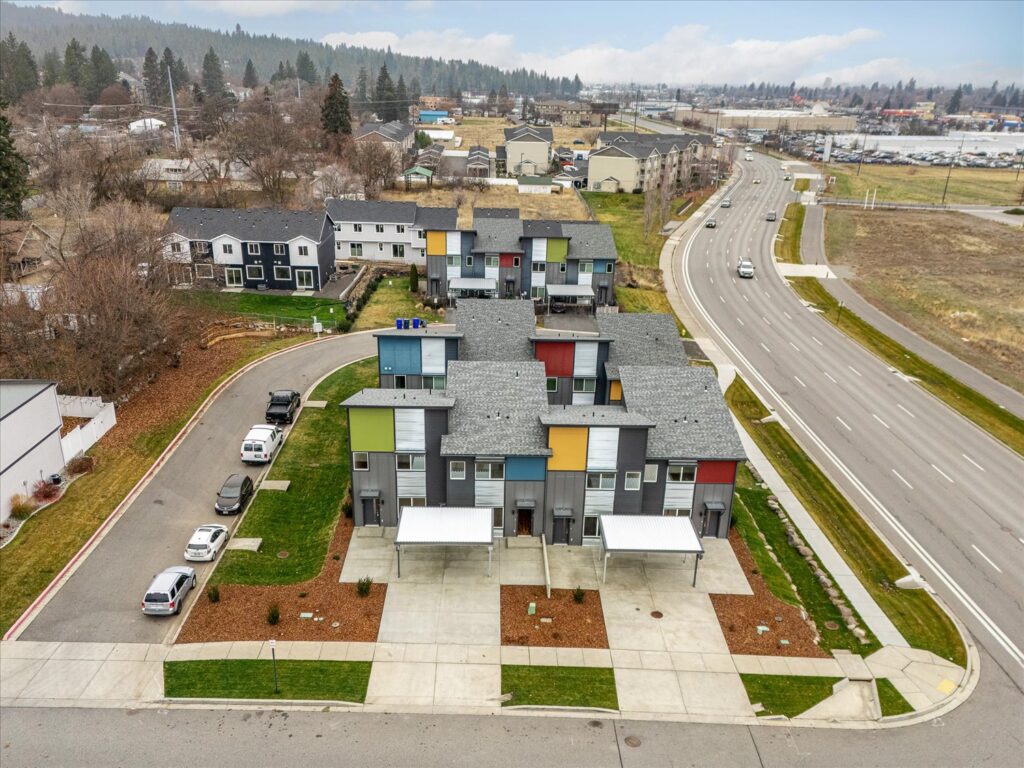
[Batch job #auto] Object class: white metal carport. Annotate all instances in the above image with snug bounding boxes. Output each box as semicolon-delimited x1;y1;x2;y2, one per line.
394;506;495;578
598;515;704;585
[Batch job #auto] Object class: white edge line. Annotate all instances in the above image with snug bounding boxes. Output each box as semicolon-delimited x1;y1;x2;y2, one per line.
931;463;955;484
962;454;985;472
892;469;913;489
971;544;1003;574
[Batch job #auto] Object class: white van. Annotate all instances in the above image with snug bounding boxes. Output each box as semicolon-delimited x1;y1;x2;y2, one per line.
240;424;283;464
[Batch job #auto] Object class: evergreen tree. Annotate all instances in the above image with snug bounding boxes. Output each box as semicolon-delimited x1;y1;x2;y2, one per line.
295;51;319;84
284;60;296;80
42;49;62;88
271;61;287;84
321;73;352;135
374;63;396;121
0;99;29;219
88;45;117;102
63;37;88;88
354;66;369;112
171;54;190;88
0;34;39;103
142;47;161;103
242;58;259;89
158;47;177;103
201;46;226;98
572;74;582;95
409;76;421;106
395;74;408;117
946;86;962;114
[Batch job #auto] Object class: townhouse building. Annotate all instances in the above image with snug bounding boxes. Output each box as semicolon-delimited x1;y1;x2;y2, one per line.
342;303;744;543
535;100;599;127
162;208;334;290
502;125;554;176
325;199;457;265
588;132;713;193
354;120;416;157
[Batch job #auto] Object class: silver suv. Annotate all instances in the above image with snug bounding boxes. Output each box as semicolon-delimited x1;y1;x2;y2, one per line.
141;566;196;616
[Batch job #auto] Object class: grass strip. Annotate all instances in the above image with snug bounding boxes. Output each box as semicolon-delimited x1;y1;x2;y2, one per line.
732;466;876;654
213;358;378;585
351;280;442;332
173;290;349;327
164;659;371;702
726;376;965;666
501;665;618;710
773;202;806;264
876;677;915;717
614;286;687;336
741;674;841;718
789;277;1024;457
794;178;810;192
0;335;308;636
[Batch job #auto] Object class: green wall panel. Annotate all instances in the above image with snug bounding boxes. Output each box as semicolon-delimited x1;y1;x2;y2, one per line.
350;407;395;452
546;238;568;263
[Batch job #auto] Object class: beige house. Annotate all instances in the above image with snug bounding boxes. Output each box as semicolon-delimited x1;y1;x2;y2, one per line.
355;121;416;157
588;133;712;193
502;125;553;176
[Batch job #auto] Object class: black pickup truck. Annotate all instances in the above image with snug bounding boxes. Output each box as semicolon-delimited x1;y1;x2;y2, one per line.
265;390;301;424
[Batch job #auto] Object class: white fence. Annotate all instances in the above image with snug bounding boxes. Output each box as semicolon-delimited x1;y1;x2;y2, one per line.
58;395;116;459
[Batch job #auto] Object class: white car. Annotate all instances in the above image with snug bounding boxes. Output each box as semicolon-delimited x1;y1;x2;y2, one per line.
240;424;283;464
752;178;762;184
184;524;230;562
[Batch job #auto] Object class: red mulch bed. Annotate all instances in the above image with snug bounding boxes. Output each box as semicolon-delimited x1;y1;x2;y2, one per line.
178;516;386;643
500;585;608;649
710;527;827;658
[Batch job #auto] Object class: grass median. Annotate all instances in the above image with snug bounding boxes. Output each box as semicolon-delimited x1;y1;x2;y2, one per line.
213;357;377;585
774;202;806;264
789;277;1024;457
164;659;371;702
726;376;965;666
741;674;841;717
876;677;915;717
501;665;618;710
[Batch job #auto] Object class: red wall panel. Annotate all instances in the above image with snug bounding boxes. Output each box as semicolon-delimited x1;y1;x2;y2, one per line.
534;341;575;377
696;461;737;484
499;254;520;268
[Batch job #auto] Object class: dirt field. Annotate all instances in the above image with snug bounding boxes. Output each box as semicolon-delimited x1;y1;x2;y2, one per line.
381;185;591;228
825;208;1024;393
822;164;1023;206
438;117;599;152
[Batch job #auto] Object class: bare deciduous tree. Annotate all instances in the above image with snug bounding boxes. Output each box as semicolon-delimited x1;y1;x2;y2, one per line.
221;100;311;205
349;141;400;199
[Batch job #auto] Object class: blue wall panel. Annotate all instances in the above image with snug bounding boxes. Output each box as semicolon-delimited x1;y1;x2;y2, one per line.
379;336;422;375
506;456;547;481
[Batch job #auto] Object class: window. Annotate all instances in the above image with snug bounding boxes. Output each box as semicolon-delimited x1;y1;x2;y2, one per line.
170;241;183;254
513;257;521;267
378;243;384;252
396;225;406;234
546;377;557;393
399;497;427;509
624;471;642;491
245;264;264;281
423;375;446;390
663;508;690;517
586;472;616;490
475;462;504;480
396;454;426;471
583;515;600;537
449;460;466;480
394;375;406;389
416;230;424;240
222;243;234;255
667;464;697;483
465;255;473;266
350;243;363;257
644;463;659;483
353;452;369;471
530;286;545;300
559;262;567;273
297;245;309;256
573;378;596;393
353;223;363;233
195;241;210;254
485;255;499;268
579;262;594;273
247;242;260;255
273;243;286;256
393;244;405;258
375;224;385;233
606;263;614;273
532;262;546;273
334;223;343;232
336;241;343;250
492;507;504;528
195;263;214;279
225;267;243;287
273;265;291;281
446;254;459;267
167;181;182;192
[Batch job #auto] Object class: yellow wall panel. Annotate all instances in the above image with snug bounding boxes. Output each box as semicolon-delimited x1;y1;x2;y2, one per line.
547;426;588;471
426;231;447;256
609;380;622;402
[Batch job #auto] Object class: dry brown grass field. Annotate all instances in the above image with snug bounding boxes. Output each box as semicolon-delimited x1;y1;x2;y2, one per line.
381;185;592;227
424;117;599;151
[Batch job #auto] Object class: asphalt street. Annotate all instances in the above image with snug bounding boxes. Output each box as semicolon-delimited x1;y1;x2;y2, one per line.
18;332;377;645
672;150;1024;688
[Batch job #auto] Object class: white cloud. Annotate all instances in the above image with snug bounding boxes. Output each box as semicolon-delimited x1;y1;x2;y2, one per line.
321;24;886;84
183;0;353;18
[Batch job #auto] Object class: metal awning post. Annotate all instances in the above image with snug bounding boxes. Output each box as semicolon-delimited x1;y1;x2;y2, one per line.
396;544;401;579
487;545;493;578
603;552;609;583
692;552;701;588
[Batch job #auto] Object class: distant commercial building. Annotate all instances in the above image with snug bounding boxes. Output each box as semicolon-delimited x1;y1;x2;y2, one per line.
678;105;856;133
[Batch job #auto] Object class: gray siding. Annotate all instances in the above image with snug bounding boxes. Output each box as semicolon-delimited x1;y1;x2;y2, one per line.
566;260;579;284
543;470;586;545
426;255;446;298
612;428;648;515
596;341;610;403
640;460;667;515
352;452;397;526
545;262;567;285
445;456;474;506
692;482;734;538
499;265;521;298
424;409;448;505
545;377;573;405
504;480;546;536
445;338;460;368
380;373;423;389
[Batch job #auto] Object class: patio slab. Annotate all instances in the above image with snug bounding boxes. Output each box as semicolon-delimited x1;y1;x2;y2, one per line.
226;538;262;552
260;481;290;491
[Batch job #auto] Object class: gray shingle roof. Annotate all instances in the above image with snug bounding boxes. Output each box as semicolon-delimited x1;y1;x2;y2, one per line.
454;299;536;361
474;208;520;220
618;366;745;460
597;313;688;378
341;389;455;408
504;125;553;142
560;222;617;262
522;220;563;238
414;206;458;230
540;405;655;428
598;131;711;147
165;207;326;242
355;120;414;142
440;360;551;457
471;217;523;253
325;199;417;224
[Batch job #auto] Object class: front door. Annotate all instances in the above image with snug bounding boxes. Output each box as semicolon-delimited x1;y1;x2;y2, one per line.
597;286;608;304
225;267;243;287
362;498;380;526
702;509;720;537
552;518;570;544
516;509;533;536
295;269;314;290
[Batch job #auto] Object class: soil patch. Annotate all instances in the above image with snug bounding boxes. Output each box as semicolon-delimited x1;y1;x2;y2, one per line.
59;416;89;437
500;585;608;648
178;516;386;643
710;528;828;658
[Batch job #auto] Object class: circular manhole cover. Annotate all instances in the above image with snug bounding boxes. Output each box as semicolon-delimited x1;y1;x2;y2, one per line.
650;610;664;619
624;735;642;748
277;551;289;559
331;621;340;628
824;620;840;631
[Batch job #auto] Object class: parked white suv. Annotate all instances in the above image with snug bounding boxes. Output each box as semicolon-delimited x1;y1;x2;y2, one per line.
184;524;230;562
240;424;283;464
141;566;196;615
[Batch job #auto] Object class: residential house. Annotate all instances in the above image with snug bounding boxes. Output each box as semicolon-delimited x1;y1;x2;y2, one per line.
342;308;744;542
1;221;55;285
162;207;335;290
326;199;457;265
502;125;553;176
419;95;457;112
535;100;598;127
466;146;492;178
553;159;588;189
588;132;712;193
355;121;416;157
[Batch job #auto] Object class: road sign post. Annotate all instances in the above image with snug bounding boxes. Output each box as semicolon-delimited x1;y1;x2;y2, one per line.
269;639;279;694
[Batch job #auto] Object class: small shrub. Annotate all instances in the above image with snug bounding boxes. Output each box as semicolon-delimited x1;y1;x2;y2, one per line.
408;264;419;292
573;585;586;604
207;585;220;603
341;486;353;519
267;603;280;625
335;315;352;333
356;576;373;597
9;494;37;520
298;591;307;598
332;553;341;561
67;455;95;475
31;480;60;502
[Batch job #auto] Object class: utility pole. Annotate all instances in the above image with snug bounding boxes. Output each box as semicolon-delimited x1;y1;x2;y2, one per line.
167;65;181;154
940;133;966;206
633;89;640;133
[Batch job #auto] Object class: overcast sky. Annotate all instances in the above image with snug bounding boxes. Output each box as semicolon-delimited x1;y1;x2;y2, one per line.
18;0;1024;86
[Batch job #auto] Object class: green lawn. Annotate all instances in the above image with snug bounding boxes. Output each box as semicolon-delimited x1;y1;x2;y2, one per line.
774;203;805;264
164;660;371;702
614;286;687;336
726;376;965;666
824;165;1022;206
173;290;349;328
789;277;1024;457
876;677;915;717
351;280;442;332
213;358;378;585
741;674;841;718
794;178;810;193
0;335;307;637
501;665;618;710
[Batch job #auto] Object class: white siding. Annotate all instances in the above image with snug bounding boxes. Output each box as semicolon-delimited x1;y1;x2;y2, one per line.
571;391;596;406
663;483;695;510
532;238;547;261
420;338;446;375
586;428;619;470
0;384;65;523
573;342;598;377
475;479;505;506
447;261;462;281
583;489;614;515
397;471;426;497
394;409;426;451
446;231;461;255
211;235;242;264
578;266;593;286
485;260;499;281
532;269;546;288
287;236;319;266
163;234;190;263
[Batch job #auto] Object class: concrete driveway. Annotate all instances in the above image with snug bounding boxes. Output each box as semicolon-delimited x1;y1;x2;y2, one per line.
18;332;377;645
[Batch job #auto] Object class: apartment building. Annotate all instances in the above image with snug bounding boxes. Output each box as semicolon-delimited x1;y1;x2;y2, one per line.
588;132;712;193
325;199;457;265
343;304;744;543
535;100;599;128
502;125;554;176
